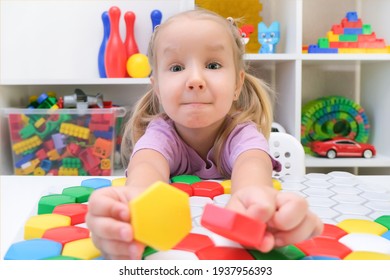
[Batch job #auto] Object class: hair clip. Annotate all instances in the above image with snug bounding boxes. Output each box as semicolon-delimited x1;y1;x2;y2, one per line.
153;24;160;32
226;17;237;27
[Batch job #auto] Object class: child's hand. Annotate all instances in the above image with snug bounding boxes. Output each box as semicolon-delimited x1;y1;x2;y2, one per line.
226;186;323;252
86;186;145;260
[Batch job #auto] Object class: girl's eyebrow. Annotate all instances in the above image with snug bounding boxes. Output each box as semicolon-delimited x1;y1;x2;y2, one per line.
162;43;226;55
205;44;225;52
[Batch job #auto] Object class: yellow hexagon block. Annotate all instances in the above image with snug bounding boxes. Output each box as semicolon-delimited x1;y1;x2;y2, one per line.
220;180;231;194
111;177;127;187
130;181;192;251
24;214;71;240
272;178;282;191
62;238;101;260
344;251;390;260
337;219;388;235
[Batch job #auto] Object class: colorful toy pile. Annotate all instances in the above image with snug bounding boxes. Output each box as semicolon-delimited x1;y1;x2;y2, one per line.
305;11;390;54
6;93;125;176
4;172;390;260
301;95;370;151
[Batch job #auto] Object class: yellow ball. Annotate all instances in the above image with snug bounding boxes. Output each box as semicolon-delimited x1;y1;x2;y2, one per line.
126;53;151;78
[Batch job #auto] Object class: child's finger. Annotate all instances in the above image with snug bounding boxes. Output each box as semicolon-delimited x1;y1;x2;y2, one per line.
87;215;133;242
268;192;308;230
273;212;323;247
87;189;130;221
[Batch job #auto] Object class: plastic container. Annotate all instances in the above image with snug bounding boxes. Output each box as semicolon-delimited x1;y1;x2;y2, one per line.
5;107;126;176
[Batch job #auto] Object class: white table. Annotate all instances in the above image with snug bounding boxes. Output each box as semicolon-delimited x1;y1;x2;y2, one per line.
2;174;390;259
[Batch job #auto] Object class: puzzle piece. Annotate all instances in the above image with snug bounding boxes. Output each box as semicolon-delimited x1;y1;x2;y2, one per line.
62;238;101;260
42;226;90;245
130;181;192;251
52;203;88;225
4;239;62;260
24;213;71;239
191;181;224;198
38;194;76;214
62;186;94;203
200;203;266;249
80;178;111;189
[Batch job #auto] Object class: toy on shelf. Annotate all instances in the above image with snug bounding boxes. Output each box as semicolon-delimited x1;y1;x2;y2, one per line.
104;6;127;78
126;53;151;78
258;21;280;53
62;89;104;109
150;9;162;31
310;138;376;159
4;173;390;260
98;11;110;78
239;24;255;45
301;96;370;153
305;11;389;54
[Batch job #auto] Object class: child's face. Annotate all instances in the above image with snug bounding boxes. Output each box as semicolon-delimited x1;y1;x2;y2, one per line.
151;17;244;131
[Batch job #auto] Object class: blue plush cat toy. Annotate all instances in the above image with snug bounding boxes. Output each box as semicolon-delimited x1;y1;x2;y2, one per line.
258;21;280;53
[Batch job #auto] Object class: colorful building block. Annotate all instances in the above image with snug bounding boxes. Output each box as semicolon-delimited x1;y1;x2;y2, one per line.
42;226;90;246
24;214;71;239
191;181;224;198
307;11;389;54
4;239;62;260
38;194;76;214
62;186;94;203
130;181;192;251
52;203;88;225
62;238;101;260
200;203;266;249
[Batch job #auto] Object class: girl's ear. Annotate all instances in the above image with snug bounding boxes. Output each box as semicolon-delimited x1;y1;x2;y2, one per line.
234;70;245;100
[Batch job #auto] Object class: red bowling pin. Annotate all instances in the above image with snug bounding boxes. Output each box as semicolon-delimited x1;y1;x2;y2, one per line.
124;11;139;58
105;6;127;78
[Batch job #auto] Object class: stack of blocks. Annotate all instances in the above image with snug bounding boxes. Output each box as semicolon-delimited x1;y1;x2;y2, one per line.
306;11;390;54
4;173;390;260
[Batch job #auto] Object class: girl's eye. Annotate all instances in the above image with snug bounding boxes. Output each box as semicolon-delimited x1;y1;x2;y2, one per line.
206;62;221;70
170;65;184;72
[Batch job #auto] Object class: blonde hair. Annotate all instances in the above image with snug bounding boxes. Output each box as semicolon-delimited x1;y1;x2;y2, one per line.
121;8;274;176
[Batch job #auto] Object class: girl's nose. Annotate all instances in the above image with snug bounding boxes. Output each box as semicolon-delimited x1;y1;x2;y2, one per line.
186;68;205;91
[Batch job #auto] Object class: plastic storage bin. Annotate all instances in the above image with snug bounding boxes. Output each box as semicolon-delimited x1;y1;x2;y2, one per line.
5;107;125;176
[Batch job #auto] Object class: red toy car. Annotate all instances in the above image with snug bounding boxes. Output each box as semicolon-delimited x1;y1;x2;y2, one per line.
310;138;376;159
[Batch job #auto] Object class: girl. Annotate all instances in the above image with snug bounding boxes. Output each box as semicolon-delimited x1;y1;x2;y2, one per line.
86;9;323;260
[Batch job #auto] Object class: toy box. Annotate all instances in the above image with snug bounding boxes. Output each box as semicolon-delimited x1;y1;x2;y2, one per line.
5;107;125;176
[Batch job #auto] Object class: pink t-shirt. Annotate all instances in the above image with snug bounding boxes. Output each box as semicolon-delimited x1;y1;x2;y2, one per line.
131;117;281;179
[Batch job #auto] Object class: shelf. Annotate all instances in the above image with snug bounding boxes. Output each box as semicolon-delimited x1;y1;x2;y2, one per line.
301;54;390;62
0;78;151;86
305;154;390;168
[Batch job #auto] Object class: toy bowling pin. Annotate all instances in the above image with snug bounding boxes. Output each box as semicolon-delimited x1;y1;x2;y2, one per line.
98;11;110;78
150;9;162;31
105;6;127;78
124;11;139;59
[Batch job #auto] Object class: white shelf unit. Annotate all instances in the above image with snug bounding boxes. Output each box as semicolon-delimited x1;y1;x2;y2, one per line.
1;0;390;175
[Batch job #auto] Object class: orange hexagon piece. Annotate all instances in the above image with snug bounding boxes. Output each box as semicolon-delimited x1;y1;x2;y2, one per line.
130;181;192;251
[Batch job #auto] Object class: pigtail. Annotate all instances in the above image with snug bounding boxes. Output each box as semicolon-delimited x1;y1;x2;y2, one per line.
120;89;161;167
